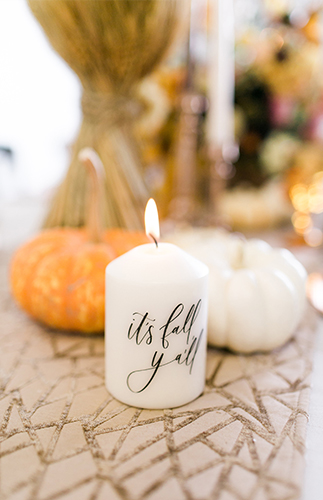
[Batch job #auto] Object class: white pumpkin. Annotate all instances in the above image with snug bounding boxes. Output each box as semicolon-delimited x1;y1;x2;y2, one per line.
168;230;307;353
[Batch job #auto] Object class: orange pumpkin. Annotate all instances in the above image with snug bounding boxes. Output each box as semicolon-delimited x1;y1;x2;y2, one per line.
10;149;149;333
10;228;148;333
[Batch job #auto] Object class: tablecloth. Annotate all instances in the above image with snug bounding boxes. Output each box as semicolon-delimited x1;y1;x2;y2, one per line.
0;201;317;500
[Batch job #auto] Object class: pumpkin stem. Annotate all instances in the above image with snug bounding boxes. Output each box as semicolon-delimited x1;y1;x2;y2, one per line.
231;238;245;270
78;148;104;243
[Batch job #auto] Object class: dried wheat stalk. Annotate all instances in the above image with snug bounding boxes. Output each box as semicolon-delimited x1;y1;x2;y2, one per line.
28;0;186;229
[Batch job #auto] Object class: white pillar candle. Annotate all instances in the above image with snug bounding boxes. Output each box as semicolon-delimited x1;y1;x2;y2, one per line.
207;0;235;151
105;200;209;409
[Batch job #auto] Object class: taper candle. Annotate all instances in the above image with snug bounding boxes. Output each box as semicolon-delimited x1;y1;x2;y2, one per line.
207;0;235;150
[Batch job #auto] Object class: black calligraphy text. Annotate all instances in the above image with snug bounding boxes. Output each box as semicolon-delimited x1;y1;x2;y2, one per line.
126;301;203;393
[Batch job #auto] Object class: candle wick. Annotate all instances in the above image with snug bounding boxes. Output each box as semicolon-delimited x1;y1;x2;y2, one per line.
149;233;158;248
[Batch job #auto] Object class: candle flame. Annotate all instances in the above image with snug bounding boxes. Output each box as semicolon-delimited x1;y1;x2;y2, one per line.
145;198;160;245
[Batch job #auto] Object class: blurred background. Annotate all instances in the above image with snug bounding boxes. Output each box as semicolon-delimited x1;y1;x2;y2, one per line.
0;0;81;198
1;0;323;244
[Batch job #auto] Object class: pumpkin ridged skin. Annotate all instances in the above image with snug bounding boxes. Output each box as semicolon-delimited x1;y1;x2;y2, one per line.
169;230;307;353
10;228;148;333
205;239;307;353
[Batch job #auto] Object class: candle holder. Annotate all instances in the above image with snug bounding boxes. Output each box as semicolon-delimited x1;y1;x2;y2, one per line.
207;145;237;226
169;92;207;224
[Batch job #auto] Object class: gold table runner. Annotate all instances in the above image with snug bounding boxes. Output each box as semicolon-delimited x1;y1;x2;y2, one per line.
0;251;316;500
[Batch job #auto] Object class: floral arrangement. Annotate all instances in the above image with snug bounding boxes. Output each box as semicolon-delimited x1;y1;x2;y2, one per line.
233;10;323;189
231;9;323;237
115;6;323;234
213;9;322;232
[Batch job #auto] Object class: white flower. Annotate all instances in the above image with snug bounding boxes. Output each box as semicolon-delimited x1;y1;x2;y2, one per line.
260;132;300;175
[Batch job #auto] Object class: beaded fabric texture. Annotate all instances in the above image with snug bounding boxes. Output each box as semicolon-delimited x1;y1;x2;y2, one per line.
0;254;315;500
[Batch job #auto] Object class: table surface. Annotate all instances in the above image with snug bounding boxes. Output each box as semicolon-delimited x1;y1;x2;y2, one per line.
301;318;323;500
0;199;322;500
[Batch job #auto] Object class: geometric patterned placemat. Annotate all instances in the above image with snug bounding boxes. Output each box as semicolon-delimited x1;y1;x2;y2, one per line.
0;253;316;500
